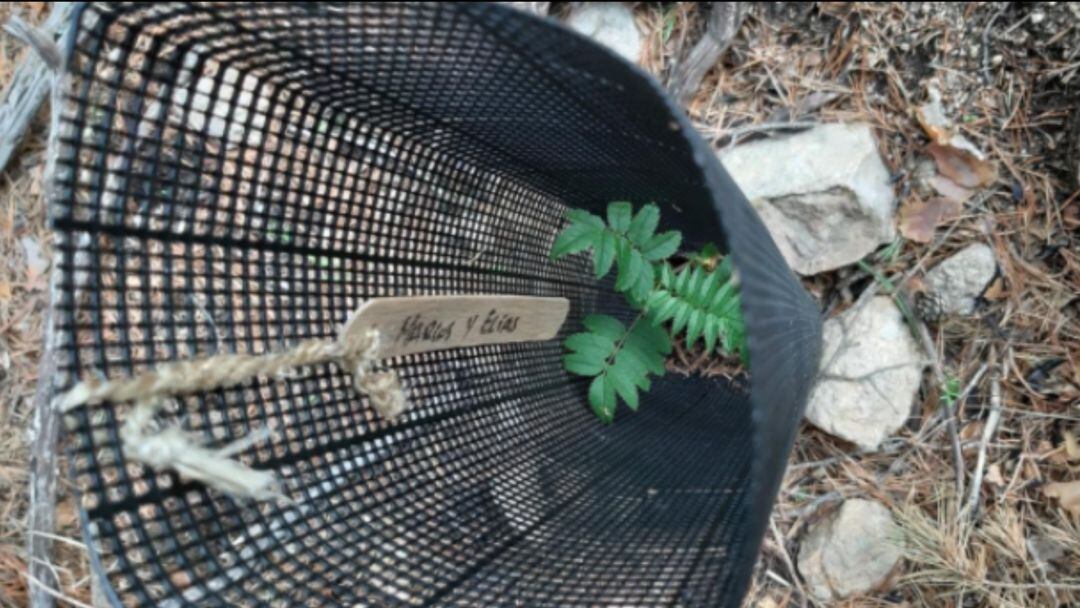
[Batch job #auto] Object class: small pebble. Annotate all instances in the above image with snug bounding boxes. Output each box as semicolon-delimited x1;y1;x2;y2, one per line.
1030;11;1045;25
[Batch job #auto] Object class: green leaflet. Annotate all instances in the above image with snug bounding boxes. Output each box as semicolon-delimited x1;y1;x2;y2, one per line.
589;375;615;422
623;317;671;375
583;313;626;340
551;210;602;261
630;260;654;304
713;255;734;285
549;220;597;260
615;247;644;292
594;231;617;278
564;333;616;362
651;261;747;360
551;203;678;287
627;204;660;245
567;209;605;230
609;352;641;411
564;351;604;376
641;231;681;261
563;313;671;423
607;202;633;234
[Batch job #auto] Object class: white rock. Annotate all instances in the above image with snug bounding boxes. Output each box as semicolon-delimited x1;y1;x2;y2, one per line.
720;123;897;275
798;498;903;602
566;3;642;64
172;68;269;145
805;296;924;451
170;76;228;139
924;243;996;316
20;237;47;276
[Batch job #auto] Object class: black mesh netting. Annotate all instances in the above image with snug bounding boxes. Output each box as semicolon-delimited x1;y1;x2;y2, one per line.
49;3;822;606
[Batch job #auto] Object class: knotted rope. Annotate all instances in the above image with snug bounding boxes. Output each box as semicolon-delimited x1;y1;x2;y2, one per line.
59;327;407;502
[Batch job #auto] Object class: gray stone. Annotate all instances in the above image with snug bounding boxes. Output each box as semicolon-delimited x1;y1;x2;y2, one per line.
566;3;642;64
720;123;897;275
924;243;996;316
798;498;903;602
20;236;47;276
805;297;925;451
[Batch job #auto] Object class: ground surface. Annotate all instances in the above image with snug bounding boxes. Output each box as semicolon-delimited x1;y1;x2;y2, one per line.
0;2;1078;607
653;3;1079;606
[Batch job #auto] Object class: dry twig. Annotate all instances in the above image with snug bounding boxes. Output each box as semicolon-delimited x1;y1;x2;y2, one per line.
0;4;74;173
916;321;966;504
980;7;1007;86
964;350;1001;518
768;516;808;606
667;3;747;106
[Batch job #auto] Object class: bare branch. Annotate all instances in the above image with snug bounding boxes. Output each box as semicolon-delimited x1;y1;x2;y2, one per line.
667;3;748;106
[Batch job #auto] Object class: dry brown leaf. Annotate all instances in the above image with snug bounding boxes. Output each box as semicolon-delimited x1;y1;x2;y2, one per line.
1064;203;1080;229
916;88;997;190
28;164;44;197
928;173;974;203
926;143;998;189
55;499;78;529
961;420;984;443
982;275;1008;300
899;197;963;243
1048;447;1071;467
915;90;953;144
0;281;10;301
985;463;1005;487
1064;430;1080;463
916;89;985;154
1043;480;1080;517
0;205;13;236
1024;458;1043;483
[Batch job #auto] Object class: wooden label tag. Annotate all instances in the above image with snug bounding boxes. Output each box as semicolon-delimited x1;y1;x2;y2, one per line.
342;295;570;358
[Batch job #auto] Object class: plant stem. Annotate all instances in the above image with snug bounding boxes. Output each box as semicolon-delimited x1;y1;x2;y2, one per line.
601;309;649;371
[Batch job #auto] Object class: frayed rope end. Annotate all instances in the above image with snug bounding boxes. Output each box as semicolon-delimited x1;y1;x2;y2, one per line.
123;400;291;504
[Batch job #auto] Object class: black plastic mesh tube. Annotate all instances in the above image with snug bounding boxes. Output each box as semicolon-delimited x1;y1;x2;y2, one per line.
50;3;821;606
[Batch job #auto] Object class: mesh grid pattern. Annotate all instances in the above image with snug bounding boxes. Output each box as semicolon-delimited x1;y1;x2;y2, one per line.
50;3;821;606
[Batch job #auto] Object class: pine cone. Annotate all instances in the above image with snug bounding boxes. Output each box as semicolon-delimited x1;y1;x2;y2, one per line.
915;291;946;324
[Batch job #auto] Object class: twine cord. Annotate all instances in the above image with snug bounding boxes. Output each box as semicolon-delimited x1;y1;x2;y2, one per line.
59;327;408;502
